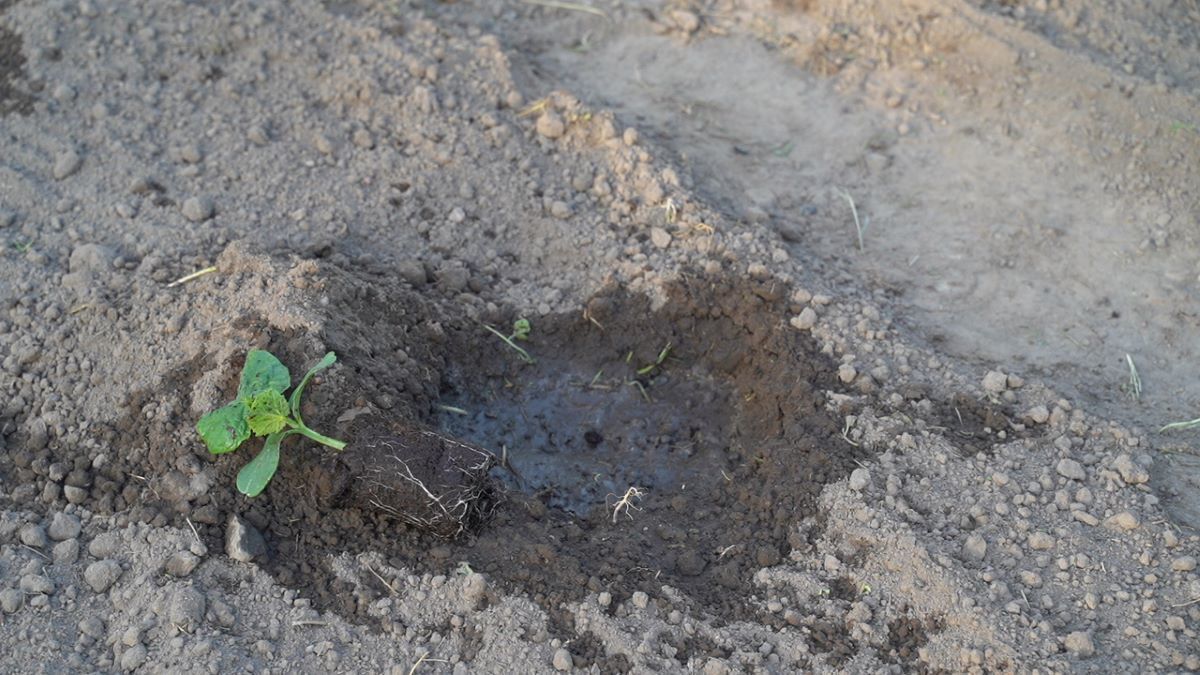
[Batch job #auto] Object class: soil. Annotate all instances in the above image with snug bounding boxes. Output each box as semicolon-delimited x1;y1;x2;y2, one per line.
1;0;1199;673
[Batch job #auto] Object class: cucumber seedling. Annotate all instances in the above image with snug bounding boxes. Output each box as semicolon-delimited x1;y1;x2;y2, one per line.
197;349;346;497
484;318;535;364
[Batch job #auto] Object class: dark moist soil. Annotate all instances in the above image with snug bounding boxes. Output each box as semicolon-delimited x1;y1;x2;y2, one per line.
5;262;879;662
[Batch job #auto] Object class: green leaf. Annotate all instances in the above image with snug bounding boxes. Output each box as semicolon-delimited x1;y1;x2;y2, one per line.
196;402;250;455
236;431;293;497
290;352;336;423
246;389;291;436
512;318;531;341
238;349;291;400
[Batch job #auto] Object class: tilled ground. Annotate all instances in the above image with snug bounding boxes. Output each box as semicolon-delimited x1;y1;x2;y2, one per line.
0;0;1198;673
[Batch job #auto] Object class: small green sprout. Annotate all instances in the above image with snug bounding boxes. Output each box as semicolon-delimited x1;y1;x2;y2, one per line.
636;342;672;376
484;318;535;364
197;349;346;497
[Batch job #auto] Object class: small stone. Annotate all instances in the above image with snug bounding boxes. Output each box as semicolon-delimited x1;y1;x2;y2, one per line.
314;134;334;155
84;560;123;593
247;124;270;145
1025;405;1050;424
0;588;22;613
962;534;987;562
19;524;48;549
982;371;1008;394
53;149;83;179
181;196;215;222
1112;454;1149;485
848;468;871;492
226;515;267;563
676;550;707;576
121;644;147;671
552;647;573;671
671;9;700;33
166;551;201;577
79;616;106;638
52;538;80;564
838;364;858;384
1028;532;1055;550
461;573;487;609
1171;556;1197;572
169;586;207;631
352;129;374;149
88;532;120;558
396;260;427;286
1063;631;1095;658
536;112;566;139
48;513;81;541
20;574;55;595
1055;459;1086;481
790;307;818;331
597;592;612;607
1103;511;1140;532
702;659;731;675
550;201;572;219
64;485;88;504
650;227;672;249
631;591;649;609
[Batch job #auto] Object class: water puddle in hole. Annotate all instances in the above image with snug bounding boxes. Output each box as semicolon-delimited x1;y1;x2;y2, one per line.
438;362;733;516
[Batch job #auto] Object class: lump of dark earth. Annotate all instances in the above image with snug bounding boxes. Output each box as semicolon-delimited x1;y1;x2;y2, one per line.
327;418;498;538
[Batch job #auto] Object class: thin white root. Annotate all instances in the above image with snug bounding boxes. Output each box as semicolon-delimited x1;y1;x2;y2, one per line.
608;486;646;524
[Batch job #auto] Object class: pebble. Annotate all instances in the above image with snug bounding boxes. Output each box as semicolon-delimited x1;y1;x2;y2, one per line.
19;524;48;549
702;659;731;675
1028;532;1055;550
0;588;22;613
597;592;612;607
53;538;80;564
962;534;987;562
89;532;121;558
53;149;83;179
838;364;858;384
631;591;649;609
549;201;572;219
1112;454;1149;485
84;559;123;593
1063;631;1095;658
181;196;215;222
1025;405;1050;424
1055;459;1086;481
1171;556;1197;572
536;112;566;139
20;574;55;595
1103;511;1140;532
676;550;707;576
790;307;818;331
982;370;1008;393
169;587;207;631
848;468;871;492
226;515;267;563
671;9;700;33
48;512;82;541
78;616;105;639
552;648;573;671
120;644;147;671
650;227;672;249
166;551;201;577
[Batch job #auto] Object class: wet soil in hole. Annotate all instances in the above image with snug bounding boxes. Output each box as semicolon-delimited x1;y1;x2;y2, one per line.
45;266;867;656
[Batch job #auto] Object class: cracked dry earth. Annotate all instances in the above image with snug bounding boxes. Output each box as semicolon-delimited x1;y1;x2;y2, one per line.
1;0;1199;673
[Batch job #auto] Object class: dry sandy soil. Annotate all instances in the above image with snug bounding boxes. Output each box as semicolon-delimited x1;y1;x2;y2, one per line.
1;0;1199;672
